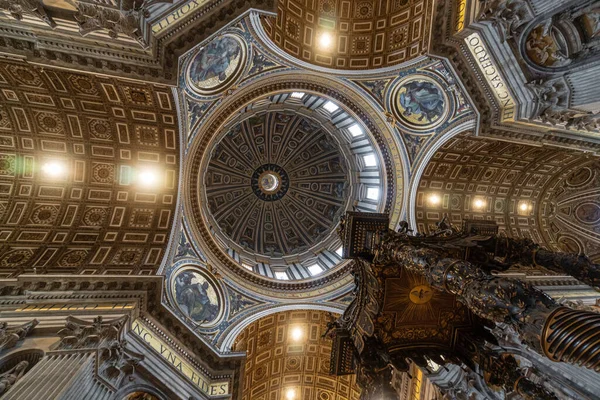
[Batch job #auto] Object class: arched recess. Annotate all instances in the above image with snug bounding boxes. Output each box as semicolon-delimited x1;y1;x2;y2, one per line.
257;0;434;71
218;302;345;351
184;69;406;298
232;309;361;399
406;120;478;230
113;384;168;400
248;12;429;76
414;133;600;259
0;349;44;373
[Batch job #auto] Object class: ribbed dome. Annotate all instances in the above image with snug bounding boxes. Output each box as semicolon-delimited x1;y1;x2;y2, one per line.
205;111;350;259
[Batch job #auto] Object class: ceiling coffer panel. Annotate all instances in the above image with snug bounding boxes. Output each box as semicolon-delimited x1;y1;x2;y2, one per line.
0;61;179;277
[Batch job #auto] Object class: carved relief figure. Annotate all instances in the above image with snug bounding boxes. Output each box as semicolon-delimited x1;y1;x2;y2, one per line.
189;36;242;90
525;20;571;67
580;9;600;40
174;270;220;324
0;361;28;395
0;0;56;28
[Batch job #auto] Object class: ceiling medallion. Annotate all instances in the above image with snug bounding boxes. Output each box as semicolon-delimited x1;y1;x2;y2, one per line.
409;285;433;304
170;266;225;328
390;75;449;131
251;164;290;201
186;34;247;95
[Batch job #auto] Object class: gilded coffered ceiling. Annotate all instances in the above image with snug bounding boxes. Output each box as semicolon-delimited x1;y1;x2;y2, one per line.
262;0;434;69
233;310;361;400
0;60;179;277
415;134;600;262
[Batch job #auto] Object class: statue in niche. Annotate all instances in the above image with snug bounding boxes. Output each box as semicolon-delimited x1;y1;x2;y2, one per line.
174;270;220;324
525;20;571;67
0;361;29;395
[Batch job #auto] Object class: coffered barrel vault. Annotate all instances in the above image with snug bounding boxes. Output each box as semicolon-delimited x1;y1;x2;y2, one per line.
415;134;600;261
262;0;434;69
0;61;180;276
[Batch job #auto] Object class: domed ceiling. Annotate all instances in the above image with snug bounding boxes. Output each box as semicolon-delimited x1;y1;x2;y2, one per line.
191;90;390;281
205;110;350;260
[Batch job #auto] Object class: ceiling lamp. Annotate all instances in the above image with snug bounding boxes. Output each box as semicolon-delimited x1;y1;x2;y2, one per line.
428;194;441;206
290;327;303;341
42;161;66;178
318;31;334;49
473;198;486;209
285;388;297;400
138;169;159;187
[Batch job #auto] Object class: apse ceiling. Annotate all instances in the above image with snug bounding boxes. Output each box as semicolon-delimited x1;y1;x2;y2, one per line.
415;134;600;262
0;60;179;277
262;0;434;69
233;310;361;400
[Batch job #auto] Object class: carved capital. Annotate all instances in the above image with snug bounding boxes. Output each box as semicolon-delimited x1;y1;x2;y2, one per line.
0;319;38;353
56;315;128;350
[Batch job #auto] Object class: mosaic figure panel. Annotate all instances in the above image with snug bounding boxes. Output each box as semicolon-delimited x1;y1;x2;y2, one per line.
173;268;222;326
187;35;246;95
392;77;447;130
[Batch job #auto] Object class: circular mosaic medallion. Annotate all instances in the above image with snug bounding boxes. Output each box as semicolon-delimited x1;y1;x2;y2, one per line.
187;34;246;95
251;164;290;201
391;76;448;130
172;267;223;327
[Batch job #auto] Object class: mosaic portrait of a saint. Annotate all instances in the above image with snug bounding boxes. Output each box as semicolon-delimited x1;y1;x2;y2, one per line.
188;35;243;92
174;270;221;325
396;79;446;128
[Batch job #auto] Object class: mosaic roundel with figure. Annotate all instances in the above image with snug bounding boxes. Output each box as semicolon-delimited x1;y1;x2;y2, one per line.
171;267;224;327
391;76;448;131
187;34;247;95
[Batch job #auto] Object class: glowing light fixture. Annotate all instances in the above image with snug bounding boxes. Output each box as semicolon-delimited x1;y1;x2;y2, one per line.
519;201;532;212
363;154;377;167
318;31;334;49
138;169;158;187
428;194;441;206
348;124;363;137
473;198;486;209
323;101;339;113
42;161;66;178
366;187;379;200
291;92;305;99
308;264;323;276
285;388;297;400
290;327;303;341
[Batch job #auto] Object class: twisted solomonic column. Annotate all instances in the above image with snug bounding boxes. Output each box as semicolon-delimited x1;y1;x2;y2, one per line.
375;232;600;372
